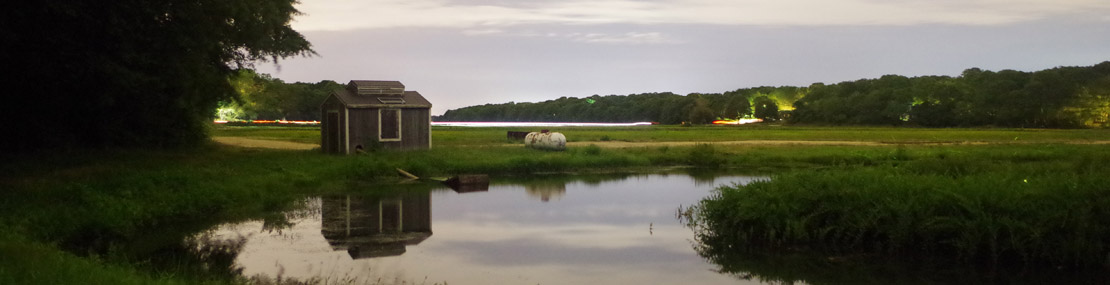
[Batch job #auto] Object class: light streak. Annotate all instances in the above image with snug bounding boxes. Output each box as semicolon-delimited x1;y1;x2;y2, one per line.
431;122;654;127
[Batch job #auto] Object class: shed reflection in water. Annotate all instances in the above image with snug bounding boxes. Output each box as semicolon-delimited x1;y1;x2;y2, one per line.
320;193;432;259
210;173;768;284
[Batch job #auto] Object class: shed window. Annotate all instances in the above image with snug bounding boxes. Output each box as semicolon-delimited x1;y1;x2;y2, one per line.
379;109;401;141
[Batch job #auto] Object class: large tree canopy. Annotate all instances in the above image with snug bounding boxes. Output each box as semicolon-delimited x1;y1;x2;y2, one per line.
1;0;313;151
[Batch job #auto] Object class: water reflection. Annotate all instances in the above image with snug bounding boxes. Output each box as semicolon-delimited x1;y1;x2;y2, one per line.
210;172;769;284
320;192;432;259
523;181;566;202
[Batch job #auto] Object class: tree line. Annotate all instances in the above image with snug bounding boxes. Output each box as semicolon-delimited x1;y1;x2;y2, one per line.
438;62;1110;128
218;70;343;122
437;87;804;125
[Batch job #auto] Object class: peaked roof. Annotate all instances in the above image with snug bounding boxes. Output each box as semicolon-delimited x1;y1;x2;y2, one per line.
332;89;432;108
349;80;404;89
349;80;405;96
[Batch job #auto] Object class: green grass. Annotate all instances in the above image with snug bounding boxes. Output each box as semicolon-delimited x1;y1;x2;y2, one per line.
689;145;1110;278
209;125;1110;147
429;125;1110;146
209;125;321;144
4;125;1110;284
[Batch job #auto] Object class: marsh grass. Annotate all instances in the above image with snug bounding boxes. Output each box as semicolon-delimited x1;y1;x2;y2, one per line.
210;126;320;144
432;125;1110;145
213;125;1110;147
4;125;1109;284
692;147;1110;272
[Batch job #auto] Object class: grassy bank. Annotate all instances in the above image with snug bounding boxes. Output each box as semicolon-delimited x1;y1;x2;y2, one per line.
212;125;1110;147
690;145;1110;279
3;125;1109;284
429;125;1110;145
0;145;370;284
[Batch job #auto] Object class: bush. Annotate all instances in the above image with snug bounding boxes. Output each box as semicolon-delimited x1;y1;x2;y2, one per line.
688;143;726;167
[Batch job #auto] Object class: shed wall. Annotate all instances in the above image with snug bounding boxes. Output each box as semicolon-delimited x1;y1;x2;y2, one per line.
348;108;378;152
396;108;430;150
320;95;348;154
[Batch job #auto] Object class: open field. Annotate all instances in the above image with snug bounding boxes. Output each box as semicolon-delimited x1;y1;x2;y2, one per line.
3;125;1109;284
211;124;1110;148
430;125;1110;146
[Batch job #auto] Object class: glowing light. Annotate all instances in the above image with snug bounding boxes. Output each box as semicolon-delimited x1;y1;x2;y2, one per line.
712;118;763;125
214;120;228;124
432;122;653;127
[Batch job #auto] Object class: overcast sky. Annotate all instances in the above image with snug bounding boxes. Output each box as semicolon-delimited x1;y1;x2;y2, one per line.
254;0;1110;115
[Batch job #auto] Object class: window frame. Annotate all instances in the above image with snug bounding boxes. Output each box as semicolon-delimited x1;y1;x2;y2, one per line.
378;108;402;142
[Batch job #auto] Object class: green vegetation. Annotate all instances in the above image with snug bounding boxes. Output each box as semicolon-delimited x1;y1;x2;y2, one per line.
689;144;1110;281
218;70;345;122
4;126;1109;283
0;146;361;284
425;125;1110;146
212;125;322;144
4;0;313;152
437;62;1110;128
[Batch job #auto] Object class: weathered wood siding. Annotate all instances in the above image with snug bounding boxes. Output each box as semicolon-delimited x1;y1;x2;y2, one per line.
327;105;430;153
396;108;430;150
320;95;348;154
348;108;378;152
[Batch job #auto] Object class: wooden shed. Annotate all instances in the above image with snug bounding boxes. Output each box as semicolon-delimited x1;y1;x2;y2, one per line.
320;80;432;154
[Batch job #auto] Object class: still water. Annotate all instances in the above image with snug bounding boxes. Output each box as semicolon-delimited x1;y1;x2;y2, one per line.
202;173;765;284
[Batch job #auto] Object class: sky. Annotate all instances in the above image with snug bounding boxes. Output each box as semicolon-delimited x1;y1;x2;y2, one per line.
254;0;1110;115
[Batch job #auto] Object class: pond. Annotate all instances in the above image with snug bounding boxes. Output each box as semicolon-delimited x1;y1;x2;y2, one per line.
201;172;768;284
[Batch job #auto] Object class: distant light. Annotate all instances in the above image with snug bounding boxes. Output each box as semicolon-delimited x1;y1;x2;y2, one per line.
712;118;763;125
214;120;228;124
432;122;654;127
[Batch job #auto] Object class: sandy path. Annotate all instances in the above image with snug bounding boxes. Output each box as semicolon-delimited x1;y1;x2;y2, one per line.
212;137;317;150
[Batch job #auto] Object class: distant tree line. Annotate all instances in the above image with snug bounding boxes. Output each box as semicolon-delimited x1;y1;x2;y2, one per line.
218;70;343;121
438;87;804;124
793;62;1110;127
437;62;1110;128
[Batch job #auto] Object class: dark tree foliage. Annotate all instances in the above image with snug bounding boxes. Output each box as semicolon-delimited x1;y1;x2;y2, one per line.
790;62;1110;128
223;70;342;121
436;63;1109;128
752;96;781;122
2;0;313;151
438;88;804;124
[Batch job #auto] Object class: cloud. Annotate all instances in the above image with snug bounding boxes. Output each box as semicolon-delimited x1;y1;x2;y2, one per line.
473;30;681;44
461;29;505;35
292;0;1110;31
566;32;680;44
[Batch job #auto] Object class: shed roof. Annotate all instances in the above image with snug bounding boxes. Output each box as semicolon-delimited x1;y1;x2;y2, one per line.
332;89;432;108
349;80;405;96
350;80;405;89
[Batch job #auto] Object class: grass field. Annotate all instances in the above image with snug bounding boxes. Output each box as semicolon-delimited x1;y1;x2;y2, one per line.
2;125;1108;284
212;124;1110;146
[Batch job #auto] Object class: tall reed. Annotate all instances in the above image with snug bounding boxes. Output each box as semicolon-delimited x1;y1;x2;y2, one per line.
693;154;1110;269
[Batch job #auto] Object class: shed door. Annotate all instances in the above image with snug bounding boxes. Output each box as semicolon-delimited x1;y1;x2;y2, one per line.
326;111;341;153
